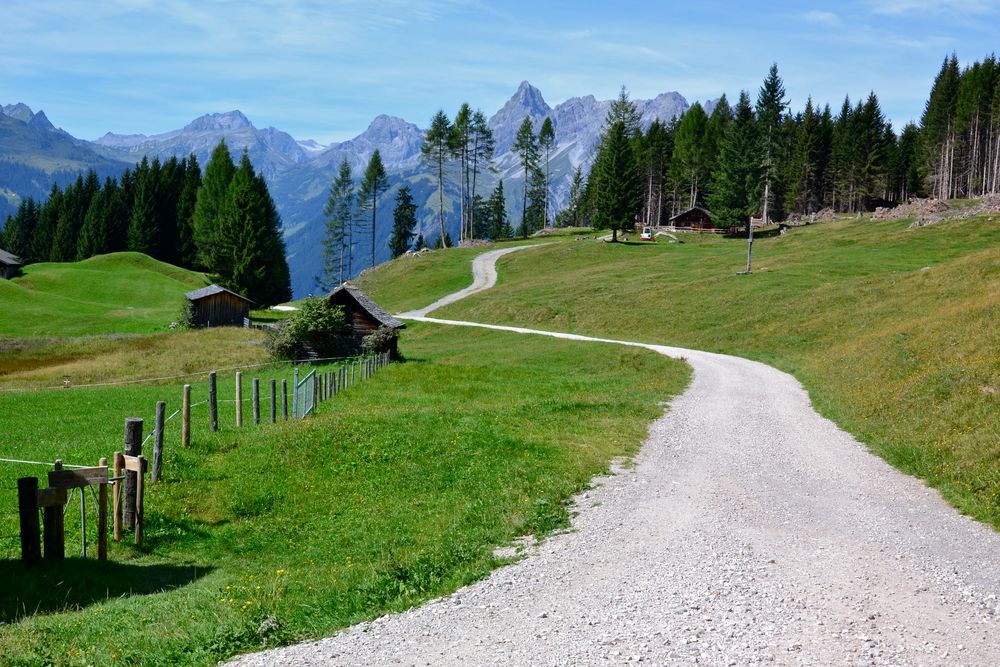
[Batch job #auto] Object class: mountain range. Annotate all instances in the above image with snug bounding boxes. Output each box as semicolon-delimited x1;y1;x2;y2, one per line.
1;82;705;297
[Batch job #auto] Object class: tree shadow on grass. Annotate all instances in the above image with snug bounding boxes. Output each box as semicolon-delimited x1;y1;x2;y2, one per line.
0;558;214;622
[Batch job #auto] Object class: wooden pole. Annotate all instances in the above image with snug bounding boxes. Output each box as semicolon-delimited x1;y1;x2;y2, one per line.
292;368;299;418
282;379;288;420
209;371;218;431
43;460;64;561
152;400;165;482
253;378;260;425
135;456;145;546
182;384;191;447
113;451;123;541
17;476;41;566
235;371;243;428
123;418;142;529
270;379;277;424
98;457;108;561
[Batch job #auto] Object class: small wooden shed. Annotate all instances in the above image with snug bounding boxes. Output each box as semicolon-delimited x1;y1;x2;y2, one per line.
328;285;405;356
0;248;22;279
185;284;253;327
669;206;717;230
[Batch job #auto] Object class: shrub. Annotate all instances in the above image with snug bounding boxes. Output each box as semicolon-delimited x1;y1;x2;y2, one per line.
264;298;346;359
362;325;399;356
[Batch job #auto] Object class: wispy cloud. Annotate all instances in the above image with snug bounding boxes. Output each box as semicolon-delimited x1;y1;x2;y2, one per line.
802;10;843;26
867;0;997;15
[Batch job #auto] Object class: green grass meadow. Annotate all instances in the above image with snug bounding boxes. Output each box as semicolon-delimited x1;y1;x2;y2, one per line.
0;323;687;665
360;213;1000;528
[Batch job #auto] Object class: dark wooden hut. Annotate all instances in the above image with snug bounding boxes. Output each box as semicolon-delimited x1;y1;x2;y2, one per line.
328;285;405;356
0;248;22;279
185;284;253;327
668;206;717;230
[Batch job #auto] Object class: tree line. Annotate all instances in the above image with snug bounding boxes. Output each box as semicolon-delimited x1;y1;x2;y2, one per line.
1;140;291;305
575;53;1000;234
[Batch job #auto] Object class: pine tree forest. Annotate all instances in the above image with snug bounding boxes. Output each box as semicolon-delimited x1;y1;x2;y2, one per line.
1;141;291;305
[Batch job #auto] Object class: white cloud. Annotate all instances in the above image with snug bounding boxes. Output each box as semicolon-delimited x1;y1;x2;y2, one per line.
803;10;843;26
867;0;997;15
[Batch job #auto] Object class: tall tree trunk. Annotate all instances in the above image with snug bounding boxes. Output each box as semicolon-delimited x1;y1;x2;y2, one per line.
438;159;447;247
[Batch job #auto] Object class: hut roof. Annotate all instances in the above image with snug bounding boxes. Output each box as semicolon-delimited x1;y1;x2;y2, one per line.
330;284;405;329
0;248;22;267
185;284;254;304
669;206;716;223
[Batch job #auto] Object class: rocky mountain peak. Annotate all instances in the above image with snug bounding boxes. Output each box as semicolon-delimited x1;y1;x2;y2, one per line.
2;103;35;123
489;81;554;155
27;110;55;131
182;110;253;133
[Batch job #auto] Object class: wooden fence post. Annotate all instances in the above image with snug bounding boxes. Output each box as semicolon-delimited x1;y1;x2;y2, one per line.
292;368;299;418
236;371;243;428
113;452;123;541
134;456;146;546
98;456;108;561
182;384;191;447
152;401;165;482
17;477;41;566
270;379;277;424
43;461;64;561
282;379;288;420
123;418;142;529
209;371;218;432
253;378;260;425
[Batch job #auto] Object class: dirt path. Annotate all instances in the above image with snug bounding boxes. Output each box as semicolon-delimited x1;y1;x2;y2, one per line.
234;247;1000;666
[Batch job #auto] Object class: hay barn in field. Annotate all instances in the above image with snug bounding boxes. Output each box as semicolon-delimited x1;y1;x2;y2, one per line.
327;284;405;356
0;248;22;279
185;284;253;327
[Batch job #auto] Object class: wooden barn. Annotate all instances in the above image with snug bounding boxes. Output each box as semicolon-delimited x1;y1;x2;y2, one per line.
0;248;22;279
328;285;405;356
185;284;253;327
668;206;717;230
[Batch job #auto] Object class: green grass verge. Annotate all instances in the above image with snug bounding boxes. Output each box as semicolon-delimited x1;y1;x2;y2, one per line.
359;216;1000;528
0;324;687;665
0;252;209;337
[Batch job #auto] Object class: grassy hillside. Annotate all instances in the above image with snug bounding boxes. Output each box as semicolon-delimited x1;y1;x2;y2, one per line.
360;213;1000;528
0;252;209;337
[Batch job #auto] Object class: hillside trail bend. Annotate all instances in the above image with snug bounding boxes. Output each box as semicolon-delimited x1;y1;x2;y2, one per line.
236;244;1000;666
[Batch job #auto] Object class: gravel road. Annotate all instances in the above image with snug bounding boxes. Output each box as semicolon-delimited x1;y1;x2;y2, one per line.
233;248;1000;666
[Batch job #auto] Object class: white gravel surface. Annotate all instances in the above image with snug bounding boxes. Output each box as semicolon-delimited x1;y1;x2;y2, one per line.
233;248;1000;666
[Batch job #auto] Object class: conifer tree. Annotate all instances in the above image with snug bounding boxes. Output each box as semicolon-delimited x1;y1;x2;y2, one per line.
486;180;510;239
468;110;495;239
538;117;557;226
756;63;789;223
592;121;641;240
175;154;201;268
33;185;60;262
193;140;236;269
708;91;761;231
389;185;417;258
321;159;354;289
358;149;388;270
128;157;161;255
421;110;454;247
2;198;38;261
513;117;539;237
672;103;710;209
452;104;472;242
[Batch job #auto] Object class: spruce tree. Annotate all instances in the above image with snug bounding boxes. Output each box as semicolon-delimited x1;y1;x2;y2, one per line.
538;117;556;227
468;110;495;239
128;157;161;256
357;149;388;270
708;91;761;231
421;110;454;247
756;63;790;223
592;121;641;240
34;185;60;261
486;180;510;239
672;103;709;209
175;154;201;268
321;159;354;289
513;117;539;237
193;140;236;269
389;185;417;258
2;198;38;262
452;104;472;241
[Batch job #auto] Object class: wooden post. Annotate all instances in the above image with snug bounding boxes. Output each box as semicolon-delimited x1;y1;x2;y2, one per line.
134;456;146;547
152;400;165;482
351;361;355;386
182;384;191;447
113;451;123;541
124;418;142;529
43;461;64;561
253;378;260;425
235;371;243;427
17;477;41;566
282;379;288;420
292;368;299;418
270;379;277;424
98;457;108;561
209;371;218;431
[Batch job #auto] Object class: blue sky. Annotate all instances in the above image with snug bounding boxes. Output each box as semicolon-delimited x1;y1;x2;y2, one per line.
3;0;998;144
